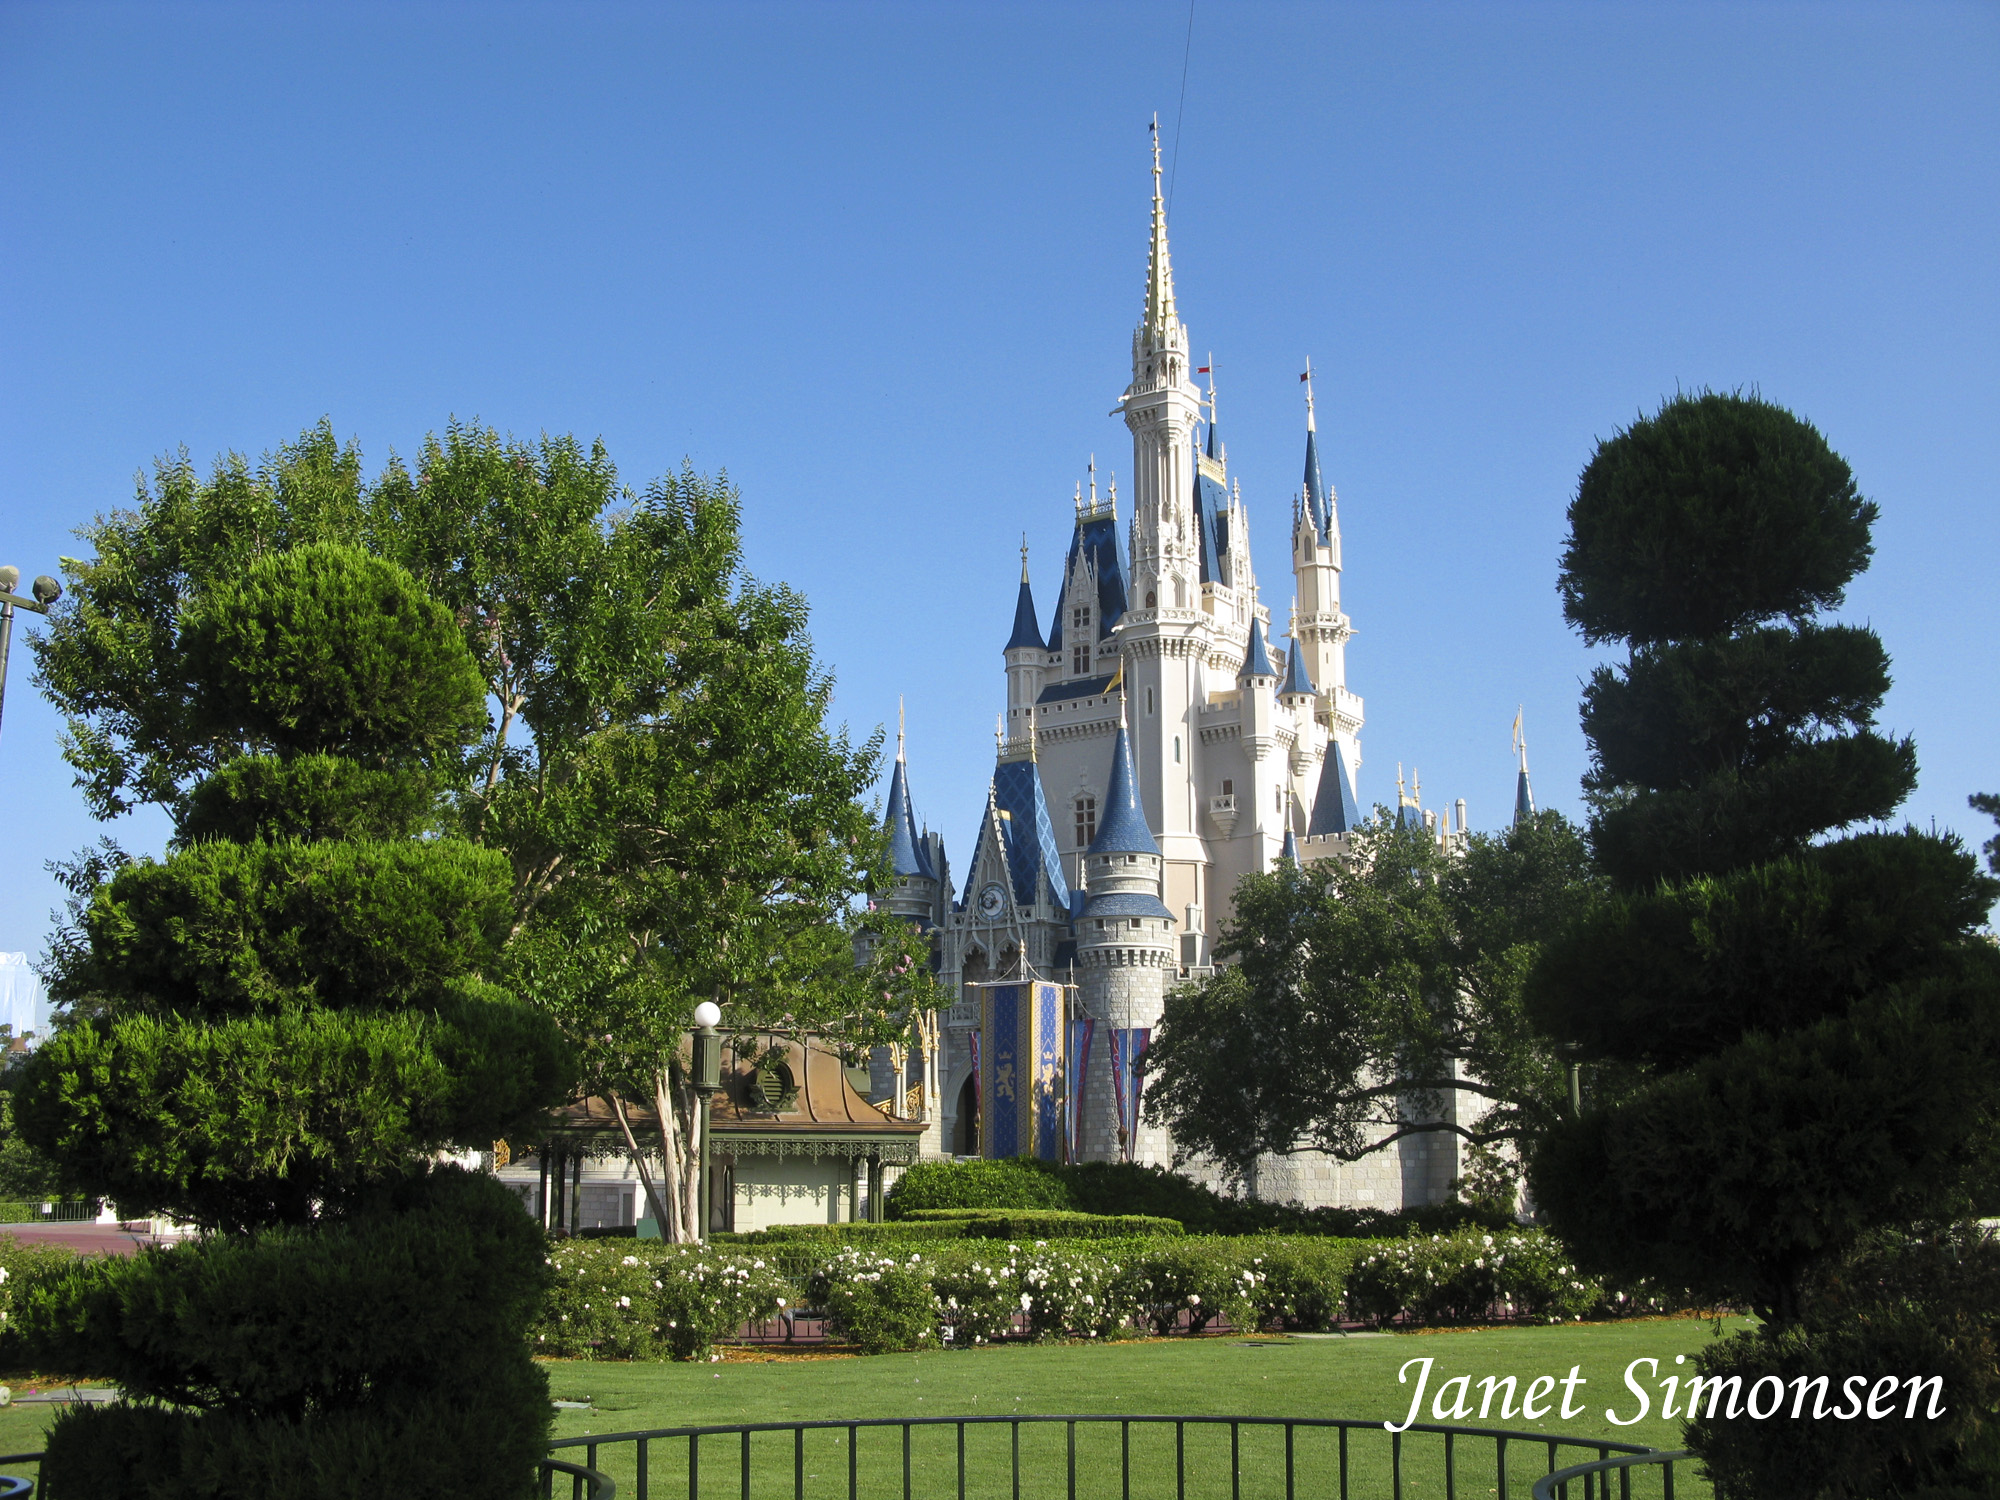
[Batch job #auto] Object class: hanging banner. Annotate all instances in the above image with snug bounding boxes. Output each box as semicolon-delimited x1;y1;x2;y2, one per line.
1108;1026;1153;1161
979;982;1065;1161
1065;1019;1096;1162
967;1029;982;1155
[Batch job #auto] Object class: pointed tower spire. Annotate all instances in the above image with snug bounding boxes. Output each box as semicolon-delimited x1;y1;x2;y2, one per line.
1513;706;1537;825
1005;542;1045;651
1140;115;1181;353
883;717;932;880
1301;358;1332;538
1088;719;1160;857
1307;740;1363;837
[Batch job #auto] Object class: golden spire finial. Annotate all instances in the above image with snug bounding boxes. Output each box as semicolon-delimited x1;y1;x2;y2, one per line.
1020;533;1030;584
897;696;906;763
1302;357;1317;433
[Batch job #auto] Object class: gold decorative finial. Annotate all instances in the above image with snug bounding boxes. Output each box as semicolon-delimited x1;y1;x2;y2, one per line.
1026;703;1037;763
1302;357;1317;433
1020;533;1030;584
1151;113;1162;184
1512;705;1529;772
897;696;906;763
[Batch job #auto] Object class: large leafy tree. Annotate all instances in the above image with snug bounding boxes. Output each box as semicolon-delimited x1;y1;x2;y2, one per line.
1527;392;2000;1496
15;543;569;1497
1144;810;1595;1183
32;420;931;1242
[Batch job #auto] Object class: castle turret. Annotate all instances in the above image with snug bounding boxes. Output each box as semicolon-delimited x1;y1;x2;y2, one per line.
1291;363;1363;782
1004;545;1046;719
881;710;940;927
1513;709;1536;826
1075;712;1176;1164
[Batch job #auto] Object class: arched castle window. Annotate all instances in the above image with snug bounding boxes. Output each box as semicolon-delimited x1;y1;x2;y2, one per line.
1173;736;1182;763
1146;687;1156;716
1145;590;1156;609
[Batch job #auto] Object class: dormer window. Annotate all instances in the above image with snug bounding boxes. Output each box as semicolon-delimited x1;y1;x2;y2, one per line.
1074;797;1097;849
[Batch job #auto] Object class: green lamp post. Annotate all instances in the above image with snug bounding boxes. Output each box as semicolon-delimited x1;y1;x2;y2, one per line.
0;565;62;749
691;999;723;1241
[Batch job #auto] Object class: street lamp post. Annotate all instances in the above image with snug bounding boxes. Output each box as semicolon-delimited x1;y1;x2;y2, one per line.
690;1000;722;1242
0;566;62;748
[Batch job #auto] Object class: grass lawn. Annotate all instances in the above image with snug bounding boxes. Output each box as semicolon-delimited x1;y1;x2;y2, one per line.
0;1317;1749;1497
543;1316;1750;1499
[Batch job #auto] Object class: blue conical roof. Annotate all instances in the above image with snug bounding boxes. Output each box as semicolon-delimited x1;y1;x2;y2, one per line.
1005;571;1045;652
1306;740;1363;837
1279;635;1315;697
1303;427;1331;537
884;757;932;879
1514;766;1536;826
1281;825;1300;864
1239;621;1277;681
1087;724;1159;856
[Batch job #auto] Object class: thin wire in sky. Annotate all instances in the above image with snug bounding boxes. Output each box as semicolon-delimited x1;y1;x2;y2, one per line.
1168;0;1195;214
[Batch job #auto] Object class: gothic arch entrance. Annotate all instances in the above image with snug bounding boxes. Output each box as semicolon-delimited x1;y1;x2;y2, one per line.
953;1073;980;1157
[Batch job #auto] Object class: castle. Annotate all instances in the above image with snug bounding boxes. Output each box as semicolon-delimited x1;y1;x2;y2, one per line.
875;138;1507;1210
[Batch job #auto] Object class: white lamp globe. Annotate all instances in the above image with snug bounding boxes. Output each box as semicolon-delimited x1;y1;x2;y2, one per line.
693;1001;722;1029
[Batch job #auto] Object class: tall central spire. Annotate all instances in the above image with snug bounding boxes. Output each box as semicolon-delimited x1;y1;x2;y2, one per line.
1141;116;1181;353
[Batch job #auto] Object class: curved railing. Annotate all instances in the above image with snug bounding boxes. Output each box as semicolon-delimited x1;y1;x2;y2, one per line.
547;1414;1685;1500
1532;1448;1691;1500
0;1451;35;1497
543;1453;619;1499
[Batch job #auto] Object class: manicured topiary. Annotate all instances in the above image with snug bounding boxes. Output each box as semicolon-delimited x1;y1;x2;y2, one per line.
17;543;572;1498
1529;394;2000;1495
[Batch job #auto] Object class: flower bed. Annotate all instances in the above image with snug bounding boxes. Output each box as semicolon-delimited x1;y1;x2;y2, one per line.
530;1227;1695;1360
537;1238;790;1361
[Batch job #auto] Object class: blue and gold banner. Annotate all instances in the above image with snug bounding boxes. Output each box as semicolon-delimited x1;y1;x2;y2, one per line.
979;981;1065;1161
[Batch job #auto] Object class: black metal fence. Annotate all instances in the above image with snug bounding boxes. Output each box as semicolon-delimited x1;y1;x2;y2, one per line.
544;1414;1691;1500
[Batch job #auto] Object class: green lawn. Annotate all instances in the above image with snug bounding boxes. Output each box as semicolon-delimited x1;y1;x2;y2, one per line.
544;1317;1748;1499
0;1318;1748;1497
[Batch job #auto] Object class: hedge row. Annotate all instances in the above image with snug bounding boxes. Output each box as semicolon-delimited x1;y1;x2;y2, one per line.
884;1158;1514;1239
535;1227;1698;1359
722;1211;1183;1244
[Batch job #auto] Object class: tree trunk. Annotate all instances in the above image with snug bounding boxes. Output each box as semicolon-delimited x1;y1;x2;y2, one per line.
651;1067;688;1243
609;1092;673;1236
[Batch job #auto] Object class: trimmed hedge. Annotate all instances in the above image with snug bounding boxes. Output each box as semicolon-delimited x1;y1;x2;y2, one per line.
885;1157;1515;1239
720;1212;1182;1245
527;1225;1696;1360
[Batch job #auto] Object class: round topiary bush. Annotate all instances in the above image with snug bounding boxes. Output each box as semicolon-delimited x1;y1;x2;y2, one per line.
16;543;573;1498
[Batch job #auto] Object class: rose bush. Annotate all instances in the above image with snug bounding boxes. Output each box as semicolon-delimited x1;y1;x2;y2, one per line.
535;1238;788;1361
810;1250;941;1354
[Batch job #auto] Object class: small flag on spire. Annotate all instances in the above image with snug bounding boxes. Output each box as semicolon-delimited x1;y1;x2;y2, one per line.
1299;371;1310;382
1196;365;1210;374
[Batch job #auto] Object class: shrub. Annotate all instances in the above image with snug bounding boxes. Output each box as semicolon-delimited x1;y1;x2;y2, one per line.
885;1159;1074;1216
0;1233;77;1363
1245;1238;1360;1332
1122;1237;1265;1336
811;1250;942;1354
1347;1228;1604;1326
535;1238;789;1362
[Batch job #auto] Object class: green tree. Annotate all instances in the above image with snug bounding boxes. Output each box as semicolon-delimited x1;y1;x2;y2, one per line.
1528;392;2000;1496
14;543;570;1497
32;420;934;1241
1143;810;1595;1183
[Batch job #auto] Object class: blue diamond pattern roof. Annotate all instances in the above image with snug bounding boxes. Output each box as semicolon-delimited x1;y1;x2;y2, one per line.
1307;740;1363;837
1087;725;1159;857
970;758;1071;912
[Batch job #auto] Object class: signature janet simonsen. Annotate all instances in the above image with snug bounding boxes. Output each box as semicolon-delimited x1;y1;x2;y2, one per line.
1385;1356;1950;1433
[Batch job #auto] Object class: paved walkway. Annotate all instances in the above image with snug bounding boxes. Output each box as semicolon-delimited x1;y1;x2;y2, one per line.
0;1223;178;1256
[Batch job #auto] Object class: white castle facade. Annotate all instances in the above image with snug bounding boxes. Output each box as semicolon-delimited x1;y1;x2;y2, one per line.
876;141;1500;1211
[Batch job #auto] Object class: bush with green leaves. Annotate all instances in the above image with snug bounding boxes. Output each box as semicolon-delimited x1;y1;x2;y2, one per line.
0;1232;76;1362
1347;1228;1607;1327
536;1238;790;1362
1122;1236;1265;1336
15;544;571;1498
1242;1238;1360;1332
884;1156;1510;1239
810;1249;942;1355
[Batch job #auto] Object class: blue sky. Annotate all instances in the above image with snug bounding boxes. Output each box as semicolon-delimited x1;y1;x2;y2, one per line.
2;1;1995;953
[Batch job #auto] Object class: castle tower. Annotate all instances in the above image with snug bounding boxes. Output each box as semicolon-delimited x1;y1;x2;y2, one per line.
1513;709;1536;825
1115;122;1211;924
1291;364;1363;780
1238;620;1282;868
881;710;940;927
1074;711;1178;1164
